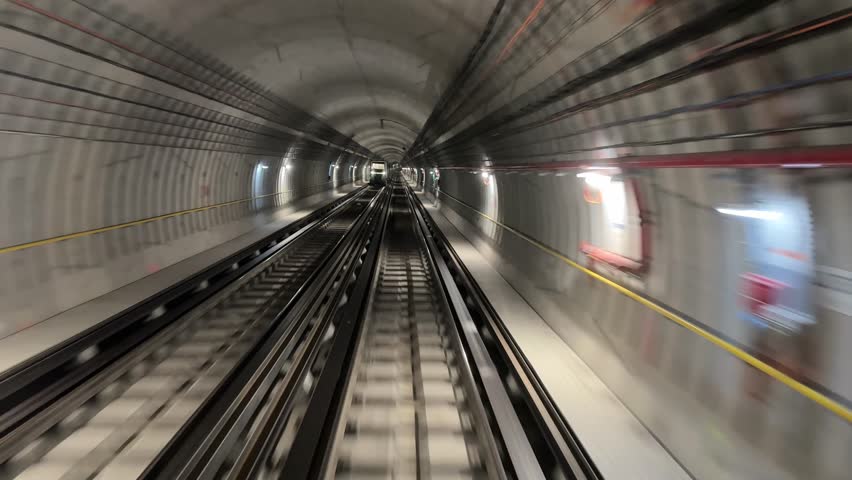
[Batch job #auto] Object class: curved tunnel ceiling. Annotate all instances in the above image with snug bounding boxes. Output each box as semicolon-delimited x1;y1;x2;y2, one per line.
20;0;848;171
108;0;499;163
99;0;678;168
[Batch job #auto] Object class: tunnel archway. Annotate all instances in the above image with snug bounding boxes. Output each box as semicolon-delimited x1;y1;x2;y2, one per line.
1;1;852;479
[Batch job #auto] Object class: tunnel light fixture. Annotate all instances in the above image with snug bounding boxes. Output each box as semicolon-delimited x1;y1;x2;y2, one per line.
782;163;822;168
576;171;611;188
260;165;269;169
715;207;782;220
481;170;489;179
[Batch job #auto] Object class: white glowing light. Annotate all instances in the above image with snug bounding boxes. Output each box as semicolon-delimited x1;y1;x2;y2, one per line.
782;163;822;168
481;171;489;179
577;172;611;188
715;208;782;220
583;166;620;171
260;165;269;169
603;180;626;227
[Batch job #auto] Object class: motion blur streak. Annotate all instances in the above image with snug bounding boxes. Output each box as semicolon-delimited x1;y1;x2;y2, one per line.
1;0;852;479
438;189;852;424
0;184;329;255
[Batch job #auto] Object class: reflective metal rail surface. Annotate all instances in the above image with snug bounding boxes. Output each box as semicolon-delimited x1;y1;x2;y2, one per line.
141;186;391;480
329;186;499;478
0;176;601;480
256;177;600;480
0;188;378;480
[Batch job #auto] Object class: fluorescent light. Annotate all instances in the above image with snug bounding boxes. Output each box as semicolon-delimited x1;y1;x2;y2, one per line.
260;165;269;169
584;166;619;171
577;172;611;188
481;171;489;178
715;207;782;220
603;180;626;226
782;163;822;168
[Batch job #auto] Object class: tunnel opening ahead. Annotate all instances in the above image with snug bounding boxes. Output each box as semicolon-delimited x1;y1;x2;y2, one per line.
1;0;851;479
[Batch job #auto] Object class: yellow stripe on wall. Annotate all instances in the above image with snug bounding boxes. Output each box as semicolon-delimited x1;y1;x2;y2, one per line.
0;182;335;255
437;190;852;423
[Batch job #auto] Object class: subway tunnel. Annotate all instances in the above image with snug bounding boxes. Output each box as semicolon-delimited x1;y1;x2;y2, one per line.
0;0;851;478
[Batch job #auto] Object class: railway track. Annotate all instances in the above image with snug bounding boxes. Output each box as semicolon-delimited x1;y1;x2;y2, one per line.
0;188;381;480
329;187;494;479
0;177;601;480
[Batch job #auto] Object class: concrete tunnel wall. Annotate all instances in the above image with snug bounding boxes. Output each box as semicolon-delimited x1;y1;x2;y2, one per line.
1;1;852;479
426;165;852;479
409;0;852;478
0;0;497;332
0;9;368;335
